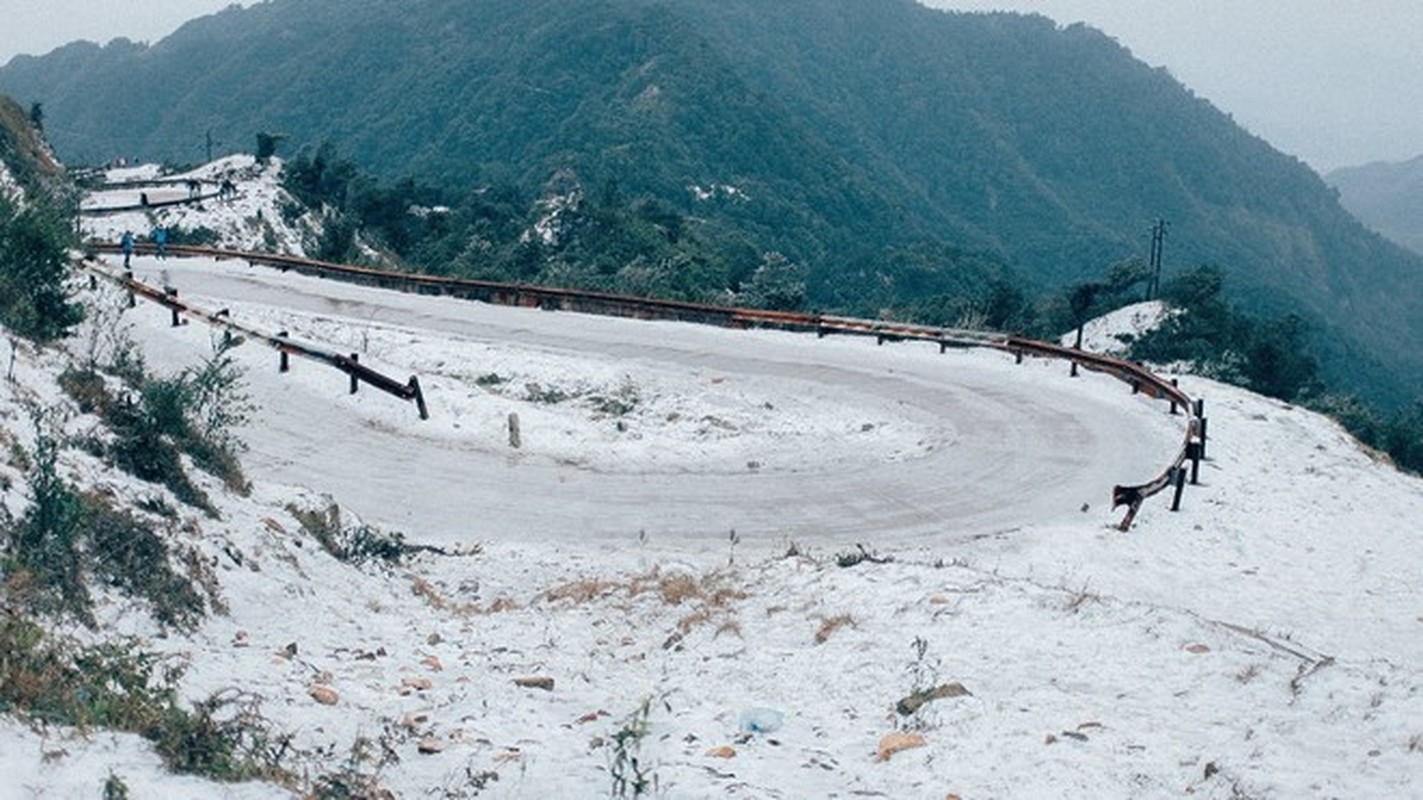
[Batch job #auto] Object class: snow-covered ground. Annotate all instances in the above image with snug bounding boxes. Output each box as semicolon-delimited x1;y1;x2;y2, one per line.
1;160;1420;798
1061;300;1175;357
82;155;317;255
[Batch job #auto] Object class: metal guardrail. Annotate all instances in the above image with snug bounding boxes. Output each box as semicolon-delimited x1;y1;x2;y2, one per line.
80;191;224;215
79;256;429;419
88;242;1204;529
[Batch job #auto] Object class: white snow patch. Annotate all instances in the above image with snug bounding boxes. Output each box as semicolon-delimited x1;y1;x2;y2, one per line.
1063;300;1175;356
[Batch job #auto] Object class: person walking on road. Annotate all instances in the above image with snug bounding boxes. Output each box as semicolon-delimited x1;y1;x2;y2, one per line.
120;230;134;267
153;225;168;260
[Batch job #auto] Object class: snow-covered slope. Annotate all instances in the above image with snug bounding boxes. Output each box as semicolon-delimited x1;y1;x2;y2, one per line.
0;161;1420;798
81;155;317;255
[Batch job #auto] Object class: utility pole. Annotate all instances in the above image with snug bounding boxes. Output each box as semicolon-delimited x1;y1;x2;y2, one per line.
1147;218;1167;301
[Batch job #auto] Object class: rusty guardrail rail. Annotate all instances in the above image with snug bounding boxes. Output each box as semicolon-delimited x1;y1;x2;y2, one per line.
79;255;429;420
89;242;1204;529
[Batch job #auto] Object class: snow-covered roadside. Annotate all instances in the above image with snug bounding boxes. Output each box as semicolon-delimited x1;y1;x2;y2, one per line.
6;275;1422;798
2;158;1421;798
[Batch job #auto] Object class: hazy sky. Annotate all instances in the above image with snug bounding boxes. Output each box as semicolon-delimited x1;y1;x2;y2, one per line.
0;0;1418;172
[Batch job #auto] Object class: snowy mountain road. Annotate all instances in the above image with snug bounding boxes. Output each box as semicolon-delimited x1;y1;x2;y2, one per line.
118;255;1185;554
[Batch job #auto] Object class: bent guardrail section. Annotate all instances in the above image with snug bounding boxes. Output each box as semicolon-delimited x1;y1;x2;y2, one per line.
89;242;1204;529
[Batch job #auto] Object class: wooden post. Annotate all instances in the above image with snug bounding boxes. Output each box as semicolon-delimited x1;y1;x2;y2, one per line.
278;332;290;373
125;271;135;307
1169;378;1179;415
349;354;360;394
1015;350;1023;365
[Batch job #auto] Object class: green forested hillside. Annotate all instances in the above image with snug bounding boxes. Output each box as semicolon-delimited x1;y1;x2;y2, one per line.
3;0;1422;403
1328;156;1423;256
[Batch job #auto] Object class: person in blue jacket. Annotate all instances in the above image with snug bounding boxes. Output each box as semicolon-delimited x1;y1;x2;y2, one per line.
120;230;134;267
153;225;168;260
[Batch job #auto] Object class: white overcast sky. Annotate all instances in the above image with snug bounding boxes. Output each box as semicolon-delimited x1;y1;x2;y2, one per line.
0;0;1419;172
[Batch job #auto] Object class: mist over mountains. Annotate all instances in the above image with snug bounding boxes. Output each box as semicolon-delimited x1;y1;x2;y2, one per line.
3;0;1421;404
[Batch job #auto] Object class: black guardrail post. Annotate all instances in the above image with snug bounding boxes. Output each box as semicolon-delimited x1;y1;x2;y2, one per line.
349;354;360;394
278;332;290;373
164;287;182;327
409;376;429;420
1170;466;1187;511
1194;398;1208;459
1070;325;1083;377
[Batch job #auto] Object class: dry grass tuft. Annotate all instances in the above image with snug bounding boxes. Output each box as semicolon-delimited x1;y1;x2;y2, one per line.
539;577;619;605
536;568;750;640
482;596;519;614
814;613;855;644
410;576;446;610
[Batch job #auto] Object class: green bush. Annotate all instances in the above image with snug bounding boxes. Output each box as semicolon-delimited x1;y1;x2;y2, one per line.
0;192;83;343
3;412;88;622
287;502;414;567
85;494;207;630
0;617;289;784
1;409;211;629
60;337;254;511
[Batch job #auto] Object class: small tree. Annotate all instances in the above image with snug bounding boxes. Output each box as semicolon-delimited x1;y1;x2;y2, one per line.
1242;313;1319;401
0;194;82;343
740;251;807;311
255;132;287;163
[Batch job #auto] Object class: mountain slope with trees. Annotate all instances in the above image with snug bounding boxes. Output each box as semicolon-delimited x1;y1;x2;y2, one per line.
3;0;1422;404
1327;155;1423;257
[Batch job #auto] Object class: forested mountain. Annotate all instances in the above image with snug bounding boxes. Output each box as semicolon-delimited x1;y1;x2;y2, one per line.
1328;156;1423;257
4;0;1422;404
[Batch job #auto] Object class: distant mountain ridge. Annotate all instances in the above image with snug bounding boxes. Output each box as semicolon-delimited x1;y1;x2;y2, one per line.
3;0;1422;403
1327;156;1423;256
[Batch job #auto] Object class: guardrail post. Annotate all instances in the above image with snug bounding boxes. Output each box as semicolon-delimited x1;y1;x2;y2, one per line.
1169;379;1179;415
409;376;429;420
125;271;135;307
1015;350;1023;365
1070;325;1083;376
349;354;360;394
1170;466;1187;511
1194;399;1208;459
278;332;290;373
165;287;182;327
1187;440;1204;485
215;309;232;346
